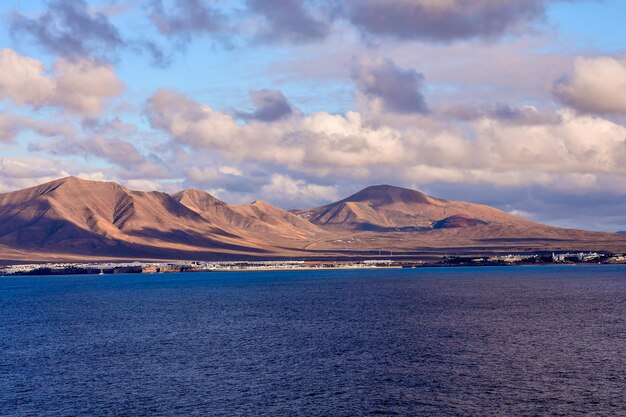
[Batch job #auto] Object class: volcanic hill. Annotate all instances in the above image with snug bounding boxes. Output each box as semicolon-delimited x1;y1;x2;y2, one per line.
1;177;624;262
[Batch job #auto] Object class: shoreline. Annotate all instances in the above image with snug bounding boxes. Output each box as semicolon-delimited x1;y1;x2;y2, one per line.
2;254;626;277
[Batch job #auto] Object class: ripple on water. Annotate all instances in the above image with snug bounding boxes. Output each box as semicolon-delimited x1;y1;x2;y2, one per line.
1;266;625;416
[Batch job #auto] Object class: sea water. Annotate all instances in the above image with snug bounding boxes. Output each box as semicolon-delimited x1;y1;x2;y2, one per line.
1;266;625;416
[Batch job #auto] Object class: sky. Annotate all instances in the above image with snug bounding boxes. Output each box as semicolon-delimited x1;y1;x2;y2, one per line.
1;0;626;232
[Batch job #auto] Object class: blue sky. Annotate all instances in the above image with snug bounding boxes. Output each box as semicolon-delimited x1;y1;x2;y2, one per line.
1;0;626;231
547;0;626;52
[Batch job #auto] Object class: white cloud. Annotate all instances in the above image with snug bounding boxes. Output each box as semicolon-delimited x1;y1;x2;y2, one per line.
0;49;55;107
187;166;222;182
219;166;243;176
0;48;123;117
553;56;626;116
260;174;339;207
146;89;409;172
53;58;124;116
126;179;162;191
74;171;109;182
0;157;71;192
147;89;626;192
0;156;162;195
507;209;534;219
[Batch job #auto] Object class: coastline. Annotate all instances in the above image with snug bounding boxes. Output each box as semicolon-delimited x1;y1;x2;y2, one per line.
2;252;626;277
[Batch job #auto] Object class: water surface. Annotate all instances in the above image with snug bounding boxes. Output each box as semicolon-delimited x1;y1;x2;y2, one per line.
1;266;625;416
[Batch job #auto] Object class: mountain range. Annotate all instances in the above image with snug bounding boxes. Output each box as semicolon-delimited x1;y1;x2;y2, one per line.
1;176;625;262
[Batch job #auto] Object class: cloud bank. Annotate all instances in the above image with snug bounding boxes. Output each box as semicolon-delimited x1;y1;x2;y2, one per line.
1;0;624;231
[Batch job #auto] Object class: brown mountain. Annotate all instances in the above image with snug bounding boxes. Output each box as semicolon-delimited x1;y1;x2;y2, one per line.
293;184;523;231
172;189;325;239
1;178;625;262
0;177;273;260
292;184;626;254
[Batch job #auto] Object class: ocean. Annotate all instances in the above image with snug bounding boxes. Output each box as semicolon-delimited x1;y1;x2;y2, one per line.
1;266;625;416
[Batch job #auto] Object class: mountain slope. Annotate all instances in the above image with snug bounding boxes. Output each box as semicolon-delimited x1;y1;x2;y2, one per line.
173;189;327;240
0;177;262;258
230;200;326;238
1;179;625;262
293;184;528;231
293;184;626;253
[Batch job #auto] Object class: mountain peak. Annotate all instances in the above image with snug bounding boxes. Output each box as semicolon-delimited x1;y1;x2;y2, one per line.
175;188;220;199
177;188;205;194
58;175;81;183
343;184;433;206
56;175;113;185
48;176;129;192
250;199;275;209
0;175;127;199
172;188;226;210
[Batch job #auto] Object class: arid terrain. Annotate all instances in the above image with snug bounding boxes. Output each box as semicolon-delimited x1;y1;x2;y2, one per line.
1;177;625;263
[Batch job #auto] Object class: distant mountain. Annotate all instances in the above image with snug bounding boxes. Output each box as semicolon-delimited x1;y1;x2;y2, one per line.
617;231;626;235
292;184;523;231
291;184;625;253
1;178;625;262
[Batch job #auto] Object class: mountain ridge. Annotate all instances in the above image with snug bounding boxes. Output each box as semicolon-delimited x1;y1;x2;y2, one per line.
1;177;625;262
292;183;535;232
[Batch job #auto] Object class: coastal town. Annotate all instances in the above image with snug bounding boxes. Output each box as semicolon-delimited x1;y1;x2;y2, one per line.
2;252;626;276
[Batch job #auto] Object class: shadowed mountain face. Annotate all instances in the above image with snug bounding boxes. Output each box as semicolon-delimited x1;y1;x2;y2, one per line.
1;178;625;262
432;215;488;229
0;177;270;259
172;190;327;239
341;185;436;206
171;188;227;213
